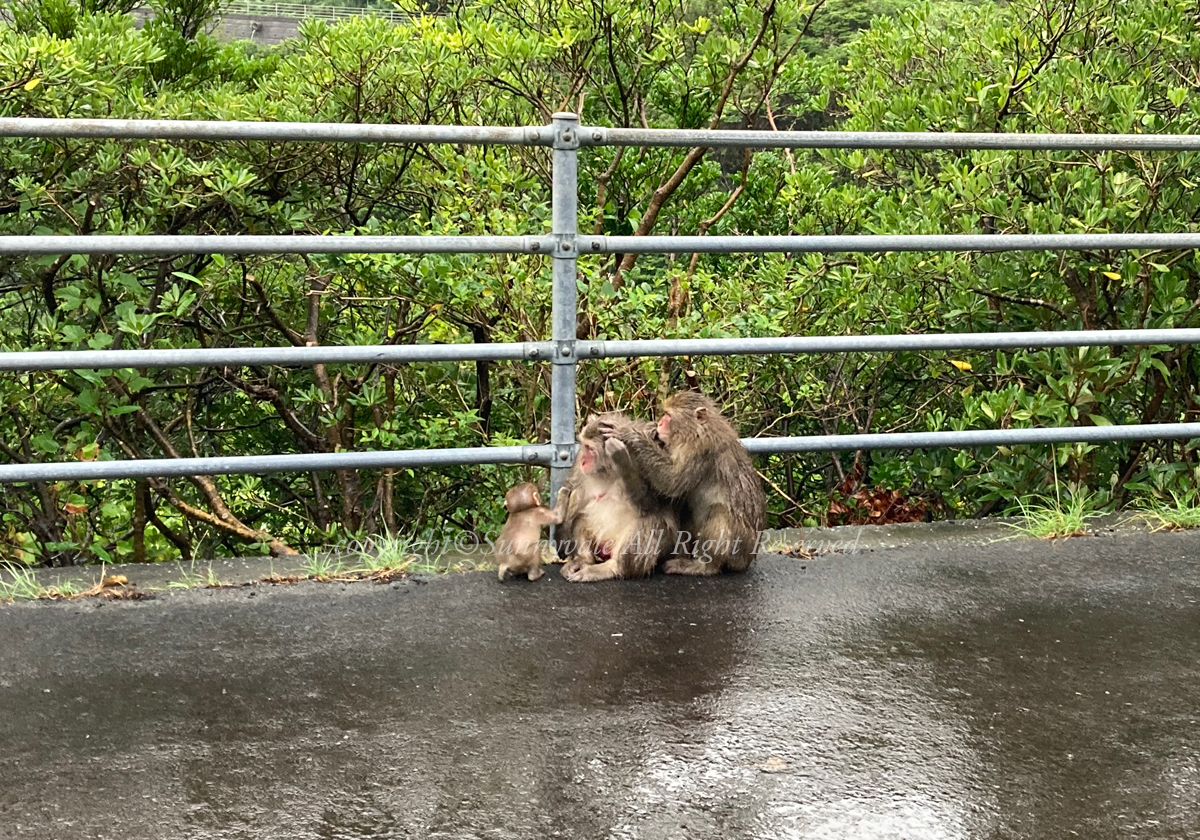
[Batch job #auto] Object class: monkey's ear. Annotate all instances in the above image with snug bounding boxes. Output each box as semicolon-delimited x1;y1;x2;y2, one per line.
694;406;708;424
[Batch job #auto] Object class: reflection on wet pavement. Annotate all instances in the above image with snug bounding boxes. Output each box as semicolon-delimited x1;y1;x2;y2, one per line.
1;529;1198;839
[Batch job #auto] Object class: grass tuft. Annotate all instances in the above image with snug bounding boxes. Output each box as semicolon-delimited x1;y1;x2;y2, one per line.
355;535;418;572
299;554;346;579
168;562;224;590
1;568;134;603
1004;494;1096;540
348;535;484;575
45;579;82;599
1136;491;1200;532
0;568;44;602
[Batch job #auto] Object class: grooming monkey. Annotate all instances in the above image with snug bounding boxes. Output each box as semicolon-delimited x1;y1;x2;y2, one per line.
556;413;678;583
496;482;567;582
599;391;765;575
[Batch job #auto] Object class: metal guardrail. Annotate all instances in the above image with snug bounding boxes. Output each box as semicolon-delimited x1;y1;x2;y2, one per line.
222;0;411;24
1;114;1200;493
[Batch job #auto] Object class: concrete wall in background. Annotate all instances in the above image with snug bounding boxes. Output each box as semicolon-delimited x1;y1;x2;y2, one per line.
130;8;319;45
11;2;411;42
215;14;302;44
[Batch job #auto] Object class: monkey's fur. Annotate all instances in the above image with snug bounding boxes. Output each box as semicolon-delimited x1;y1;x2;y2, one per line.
496;482;566;582
556;413;678;583
600;391;764;575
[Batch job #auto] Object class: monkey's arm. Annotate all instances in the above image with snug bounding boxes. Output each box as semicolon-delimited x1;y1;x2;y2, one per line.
536;488;569;526
554;474;582;548
600;419;706;500
554;486;570;517
604;436;637;476
603;437;654;506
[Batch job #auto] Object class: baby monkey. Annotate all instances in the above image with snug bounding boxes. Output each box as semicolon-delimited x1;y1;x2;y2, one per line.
496;482;567;582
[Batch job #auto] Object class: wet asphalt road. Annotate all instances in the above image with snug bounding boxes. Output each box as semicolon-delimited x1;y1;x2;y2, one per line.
2;529;1199;840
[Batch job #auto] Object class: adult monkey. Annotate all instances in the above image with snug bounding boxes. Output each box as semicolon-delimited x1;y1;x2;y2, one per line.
599;391;764;575
556;413;678;582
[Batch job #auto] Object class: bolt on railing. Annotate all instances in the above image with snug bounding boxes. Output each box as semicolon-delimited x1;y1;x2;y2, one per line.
2;115;1200;497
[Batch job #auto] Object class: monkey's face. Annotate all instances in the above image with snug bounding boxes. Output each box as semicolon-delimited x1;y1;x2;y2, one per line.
577;439;598;472
656;412;672;445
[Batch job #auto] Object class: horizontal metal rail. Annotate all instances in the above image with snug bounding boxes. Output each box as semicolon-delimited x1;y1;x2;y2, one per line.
589;127;1200;151
7;232;1200;256
0;446;553;482
0;343;548;371
0;118;546;146
2;424;1196;483
741;423;1200;454
592;233;1200;254
5;119;1200;152
0;235;545;255
2;330;1197;371
581;329;1200;359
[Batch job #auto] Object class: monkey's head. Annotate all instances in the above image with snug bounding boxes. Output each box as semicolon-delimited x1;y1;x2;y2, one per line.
504;482;541;513
658;391;717;446
577;413;627;474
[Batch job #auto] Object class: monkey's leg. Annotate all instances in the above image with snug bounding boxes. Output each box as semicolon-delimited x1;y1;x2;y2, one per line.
669;521;695;562
561;538;596;577
672;511;755;575
721;523;759;573
510;550;543;581
618;551;659;579
497;562;511;582
662;557;721;576
616;524;663;579
563;557;621;583
702;515;757;573
663;522;722;576
577;539;597;564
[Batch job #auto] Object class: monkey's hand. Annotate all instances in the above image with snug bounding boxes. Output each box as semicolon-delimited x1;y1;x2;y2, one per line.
597;416;634;441
604;436;639;477
603;437;628;457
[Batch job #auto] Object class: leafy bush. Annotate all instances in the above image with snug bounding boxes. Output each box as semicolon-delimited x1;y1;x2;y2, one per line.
1;0;1198;564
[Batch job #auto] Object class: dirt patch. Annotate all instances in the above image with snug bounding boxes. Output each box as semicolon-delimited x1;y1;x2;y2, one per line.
38;574;155;602
260;568;409;587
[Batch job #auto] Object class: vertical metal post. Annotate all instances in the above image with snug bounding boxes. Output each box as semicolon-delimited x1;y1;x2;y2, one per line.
549;113;580;500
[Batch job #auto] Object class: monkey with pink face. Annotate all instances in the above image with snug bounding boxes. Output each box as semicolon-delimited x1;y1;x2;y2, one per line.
555;413;679;583
599;391;765;575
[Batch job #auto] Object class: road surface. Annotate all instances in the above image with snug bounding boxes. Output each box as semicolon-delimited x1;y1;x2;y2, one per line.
1;526;1199;839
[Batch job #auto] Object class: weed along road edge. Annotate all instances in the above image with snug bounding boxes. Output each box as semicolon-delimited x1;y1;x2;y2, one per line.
2;527;1200;839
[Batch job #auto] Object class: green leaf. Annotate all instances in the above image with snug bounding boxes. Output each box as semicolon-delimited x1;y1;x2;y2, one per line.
31;434;59;455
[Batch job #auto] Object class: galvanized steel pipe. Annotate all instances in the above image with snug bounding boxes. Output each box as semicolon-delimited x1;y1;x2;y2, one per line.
0;445;554;483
